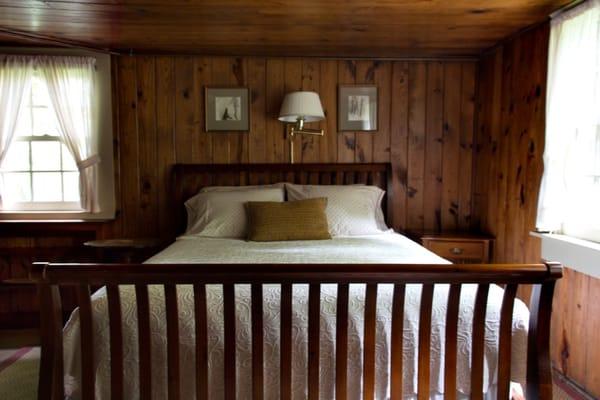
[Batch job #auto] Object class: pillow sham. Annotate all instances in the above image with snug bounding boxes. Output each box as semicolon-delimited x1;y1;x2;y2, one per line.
285;183;387;236
246;198;331;241
184;187;285;238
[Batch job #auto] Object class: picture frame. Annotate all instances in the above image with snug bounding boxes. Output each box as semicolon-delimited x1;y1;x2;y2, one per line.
205;87;250;131
338;85;378;131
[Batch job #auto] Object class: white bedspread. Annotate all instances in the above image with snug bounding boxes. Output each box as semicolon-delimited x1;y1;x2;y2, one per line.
62;232;529;400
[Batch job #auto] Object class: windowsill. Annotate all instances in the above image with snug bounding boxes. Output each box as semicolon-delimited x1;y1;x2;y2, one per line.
0;219;110;223
0;211;114;222
530;231;600;279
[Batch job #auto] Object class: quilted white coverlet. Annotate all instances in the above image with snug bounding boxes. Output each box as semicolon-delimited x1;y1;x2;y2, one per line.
62;232;529;400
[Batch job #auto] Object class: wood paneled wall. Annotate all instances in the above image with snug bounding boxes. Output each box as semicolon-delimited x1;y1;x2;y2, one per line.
110;56;478;238
551;268;600;398
473;23;548;264
473;22;600;398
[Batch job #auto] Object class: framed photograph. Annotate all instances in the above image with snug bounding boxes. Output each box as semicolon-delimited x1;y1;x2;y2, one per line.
338;85;378;131
205;87;250;131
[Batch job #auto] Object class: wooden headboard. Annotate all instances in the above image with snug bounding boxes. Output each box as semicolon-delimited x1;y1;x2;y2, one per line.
172;163;392;235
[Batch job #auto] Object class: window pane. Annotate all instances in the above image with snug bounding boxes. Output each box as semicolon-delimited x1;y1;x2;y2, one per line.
61;144;78;171
2;172;31;202
63;172;80;202
32;172;62;201
2;141;30;171
32;107;60;136
14;107;32;137
31;141;61;171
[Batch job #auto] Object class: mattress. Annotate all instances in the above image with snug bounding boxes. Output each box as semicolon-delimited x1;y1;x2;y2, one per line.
62;232;529;400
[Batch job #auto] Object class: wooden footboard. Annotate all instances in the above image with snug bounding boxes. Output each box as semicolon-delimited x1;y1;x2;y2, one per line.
30;262;562;400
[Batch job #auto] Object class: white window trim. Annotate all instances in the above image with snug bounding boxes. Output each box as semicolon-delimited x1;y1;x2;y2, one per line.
0;47;115;221
531;231;600;279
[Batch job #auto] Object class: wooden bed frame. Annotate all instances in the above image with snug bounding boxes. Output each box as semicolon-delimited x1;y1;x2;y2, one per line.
31;163;562;400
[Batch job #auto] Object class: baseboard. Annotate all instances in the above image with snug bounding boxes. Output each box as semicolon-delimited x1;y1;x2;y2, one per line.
553;367;597;400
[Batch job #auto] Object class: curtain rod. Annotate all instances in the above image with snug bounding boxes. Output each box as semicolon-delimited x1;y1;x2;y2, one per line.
550;0;589;18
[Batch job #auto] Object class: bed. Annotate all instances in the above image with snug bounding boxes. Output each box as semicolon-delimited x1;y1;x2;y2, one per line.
30;163;562;400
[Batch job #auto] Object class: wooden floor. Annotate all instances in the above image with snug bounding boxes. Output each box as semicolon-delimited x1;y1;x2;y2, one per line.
0;347;588;400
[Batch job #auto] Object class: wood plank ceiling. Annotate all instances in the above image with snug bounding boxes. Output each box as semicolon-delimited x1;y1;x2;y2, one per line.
0;0;571;57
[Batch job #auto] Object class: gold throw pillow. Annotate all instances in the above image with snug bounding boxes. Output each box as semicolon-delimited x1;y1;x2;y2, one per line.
246;198;331;241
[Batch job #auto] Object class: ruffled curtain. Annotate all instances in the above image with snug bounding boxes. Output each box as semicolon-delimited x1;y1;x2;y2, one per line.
536;0;600;241
0;55;33;207
38;56;100;213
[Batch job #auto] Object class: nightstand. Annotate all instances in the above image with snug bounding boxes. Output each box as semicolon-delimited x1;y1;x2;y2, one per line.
408;231;494;263
84;238;162;263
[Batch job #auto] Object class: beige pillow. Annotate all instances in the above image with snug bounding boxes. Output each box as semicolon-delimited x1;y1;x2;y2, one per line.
285;183;388;236
184;188;285;238
246;198;331;242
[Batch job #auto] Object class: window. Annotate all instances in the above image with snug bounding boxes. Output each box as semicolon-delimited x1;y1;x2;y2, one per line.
536;0;600;242
2;72;81;211
0;51;115;220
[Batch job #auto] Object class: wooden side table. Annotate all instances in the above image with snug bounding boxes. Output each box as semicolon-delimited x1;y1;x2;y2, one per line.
84;238;162;263
408;231;494;263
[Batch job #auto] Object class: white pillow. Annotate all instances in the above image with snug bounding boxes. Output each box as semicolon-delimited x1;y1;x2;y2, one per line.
200;183;285;192
285;183;388;236
184;188;285;238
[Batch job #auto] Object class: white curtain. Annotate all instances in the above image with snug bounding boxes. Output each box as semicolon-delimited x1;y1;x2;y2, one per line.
38;56;100;213
536;0;600;241
0;55;33;207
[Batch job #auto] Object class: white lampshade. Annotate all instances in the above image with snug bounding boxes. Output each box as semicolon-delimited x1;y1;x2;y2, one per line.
278;91;325;123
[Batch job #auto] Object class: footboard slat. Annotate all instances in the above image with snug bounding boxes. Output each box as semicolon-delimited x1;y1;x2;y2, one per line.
165;284;181;400
335;283;349;400
390;284;405;400
417;284;434;400
471;284;490;400
308;284;321;400
194;284;209;400
443;284;462;400
498;284;518;400
106;285;123;400
223;283;236;400
363;283;378;400
251;284;264;400
135;285;152;400
38;284;63;400
77;285;95;400
280;283;293;400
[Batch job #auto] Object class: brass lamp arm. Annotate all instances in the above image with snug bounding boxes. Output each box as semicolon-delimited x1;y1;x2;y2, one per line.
285;116;325;164
289;126;324;136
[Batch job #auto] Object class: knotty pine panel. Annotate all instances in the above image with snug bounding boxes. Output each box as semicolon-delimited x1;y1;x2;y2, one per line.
0;0;570;57
111;56;478;238
473;23;548;265
551;268;600;399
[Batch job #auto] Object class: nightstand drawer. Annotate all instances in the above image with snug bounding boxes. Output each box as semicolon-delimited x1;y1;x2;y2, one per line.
424;240;486;262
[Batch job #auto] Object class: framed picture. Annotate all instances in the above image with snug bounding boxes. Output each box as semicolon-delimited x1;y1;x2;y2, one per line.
338;85;378;131
205;87;250;131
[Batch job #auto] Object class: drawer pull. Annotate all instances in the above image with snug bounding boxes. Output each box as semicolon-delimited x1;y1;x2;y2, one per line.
450;247;464;255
